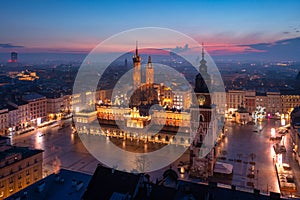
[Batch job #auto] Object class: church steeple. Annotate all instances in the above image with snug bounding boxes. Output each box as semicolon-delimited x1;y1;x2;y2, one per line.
135;41;139;57
199;43;207;73
194;42;211;96
133;41;141;63
133;42;141;90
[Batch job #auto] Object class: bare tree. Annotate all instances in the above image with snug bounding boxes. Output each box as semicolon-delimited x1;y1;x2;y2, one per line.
133;155;151;173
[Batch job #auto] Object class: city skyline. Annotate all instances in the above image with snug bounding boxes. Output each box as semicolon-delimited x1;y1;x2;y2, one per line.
0;0;300;61
1;1;300;199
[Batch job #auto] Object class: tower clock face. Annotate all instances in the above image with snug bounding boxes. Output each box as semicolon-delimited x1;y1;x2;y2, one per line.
197;95;206;106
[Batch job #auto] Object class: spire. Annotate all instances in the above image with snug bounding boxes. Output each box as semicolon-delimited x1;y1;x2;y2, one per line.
148;56;151;63
199;42;207;72
133;41;141;63
135;41;139;57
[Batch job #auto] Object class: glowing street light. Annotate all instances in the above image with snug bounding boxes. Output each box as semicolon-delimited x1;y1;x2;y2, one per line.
271;128;276;138
281;118;286;126
180;167;185;174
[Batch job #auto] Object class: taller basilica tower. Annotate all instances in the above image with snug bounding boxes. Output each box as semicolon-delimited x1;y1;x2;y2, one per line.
133;42;141;90
129;44;158;109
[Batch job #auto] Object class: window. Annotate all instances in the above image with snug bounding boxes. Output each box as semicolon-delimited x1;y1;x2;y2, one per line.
34;174;38;180
26;170;29;176
9;177;13;183
9;185;14;193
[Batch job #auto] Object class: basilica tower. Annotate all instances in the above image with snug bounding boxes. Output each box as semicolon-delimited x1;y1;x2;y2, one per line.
133;42;141;90
146;56;154;85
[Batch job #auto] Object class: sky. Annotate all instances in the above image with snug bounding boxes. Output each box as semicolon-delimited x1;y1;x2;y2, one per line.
0;0;300;61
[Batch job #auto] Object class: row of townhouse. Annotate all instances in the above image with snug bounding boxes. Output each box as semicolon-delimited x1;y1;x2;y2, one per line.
0;93;72;135
226;89;300;117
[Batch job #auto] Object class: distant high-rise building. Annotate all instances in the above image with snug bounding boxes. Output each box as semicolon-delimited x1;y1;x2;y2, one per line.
10;52;18;63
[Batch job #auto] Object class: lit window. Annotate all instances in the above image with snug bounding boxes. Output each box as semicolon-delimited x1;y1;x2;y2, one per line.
9;186;14;193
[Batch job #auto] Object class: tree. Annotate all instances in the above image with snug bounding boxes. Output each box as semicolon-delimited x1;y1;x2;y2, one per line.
133;155;150;173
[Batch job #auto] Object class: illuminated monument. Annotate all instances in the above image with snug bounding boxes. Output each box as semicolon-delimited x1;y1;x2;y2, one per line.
130;44;158;108
75;44;219;177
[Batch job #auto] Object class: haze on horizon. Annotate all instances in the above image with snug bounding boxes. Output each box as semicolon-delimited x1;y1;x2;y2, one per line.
0;0;300;62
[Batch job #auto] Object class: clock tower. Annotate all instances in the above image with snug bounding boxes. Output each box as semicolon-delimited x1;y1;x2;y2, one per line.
194;44;211;107
190;44;217;178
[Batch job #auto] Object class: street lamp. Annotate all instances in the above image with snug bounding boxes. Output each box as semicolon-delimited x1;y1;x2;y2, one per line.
281;118;286;126
271;128;276;138
180;167;185;174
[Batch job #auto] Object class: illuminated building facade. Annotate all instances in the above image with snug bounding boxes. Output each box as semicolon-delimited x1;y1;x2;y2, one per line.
0;108;8;135
226;90;284;118
23;93;47;125
281;92;300;117
290;107;300;167
7;101;29;131
16;70;39;81
0;136;43;199
74;45;220;179
46;94;72;120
